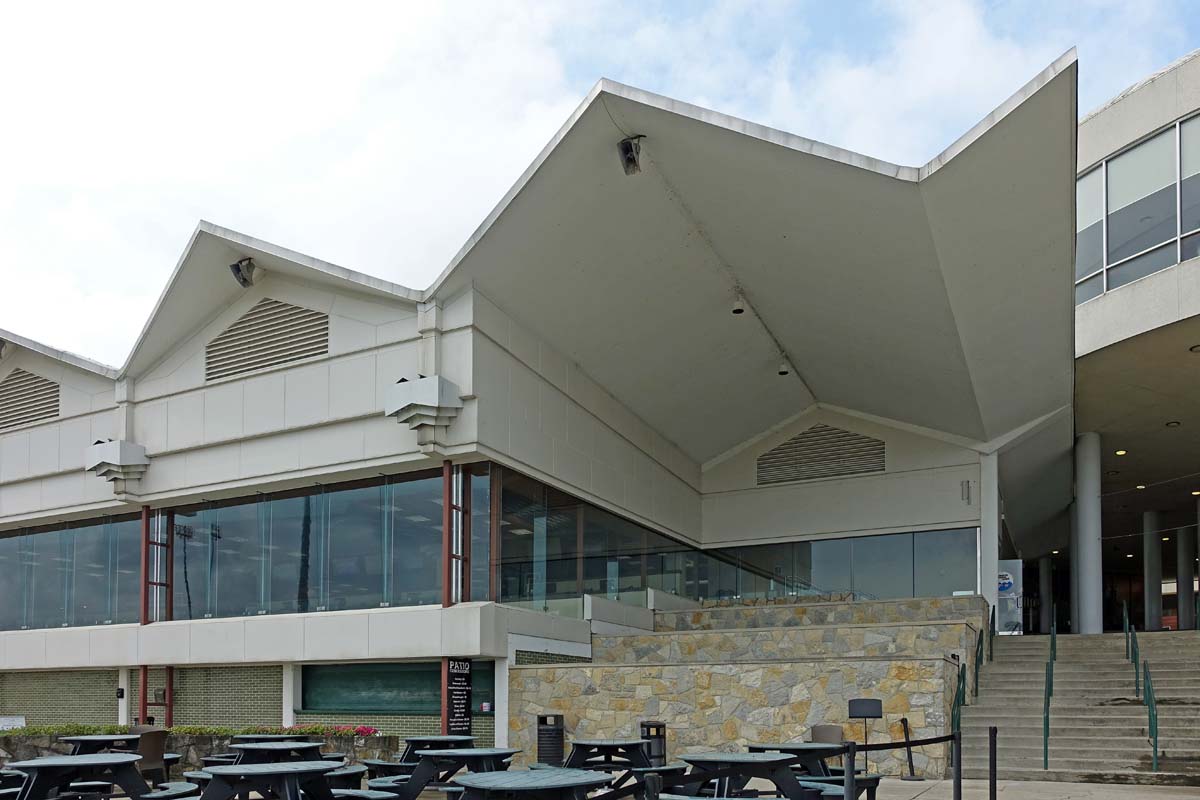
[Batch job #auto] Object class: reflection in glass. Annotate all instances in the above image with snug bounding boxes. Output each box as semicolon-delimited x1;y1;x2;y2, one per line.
389;476;444;606
325;484;386;611
1183;117;1200;234
1076;168;1103;280
1183;232;1200;264
851;533;914;599
26;529;69;628
0;536;23;630
914;528;977;597
469;465;492;602
1106;243;1177;291
1075;274;1103;305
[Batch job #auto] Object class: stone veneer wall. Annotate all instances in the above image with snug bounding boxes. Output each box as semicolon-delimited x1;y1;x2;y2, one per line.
130;666;283;727
0;670;118;725
508;658;956;778
655;596;988;636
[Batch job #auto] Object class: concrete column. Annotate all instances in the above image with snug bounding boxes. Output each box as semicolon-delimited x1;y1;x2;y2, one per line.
281;665;296;727
117;668;130;725
1075;433;1104;633
1038;556;1053;633
980;452;1001;613
1143;511;1163;631
1179;520;1197;630
494;657;509;747
1069;502;1080;632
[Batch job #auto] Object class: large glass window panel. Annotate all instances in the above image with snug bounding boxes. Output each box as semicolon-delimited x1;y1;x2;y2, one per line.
207;502;263;618
913;528;977;597
174;509;214;620
851;533;914;600
70;523;115;626
583;506;644;601
804;538;852;596
1074;273;1103;305
1107;242;1177;290
264;495;320;615
1183;117;1200;235
1183;231;1200;264
324;484;386;611
112;519;141;624
468;465;491;602
1076;169;1104;279
0;535;21;630
26;529;69;628
1107;130;1177;263
388;476;443;607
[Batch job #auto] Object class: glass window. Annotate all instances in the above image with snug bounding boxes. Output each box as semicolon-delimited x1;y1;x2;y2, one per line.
388;476;443;607
1183;231;1200;264
264;495;320;615
1076;168;1104;280
914;528;976;597
324;483;386;611
1183;117;1200;235
174;510;214;620
70;522;116;626
302;662;441;713
806;538;852;596
111;519;141;624
1107;130;1177;263
468;465;492;602
1075;273;1103;305
209;502;263;618
1107;242;1177;291
851;533;914;599
25;529;69;628
0;535;22;630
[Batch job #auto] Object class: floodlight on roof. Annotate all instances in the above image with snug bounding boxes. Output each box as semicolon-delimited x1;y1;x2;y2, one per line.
229;257;257;288
618;136;644;176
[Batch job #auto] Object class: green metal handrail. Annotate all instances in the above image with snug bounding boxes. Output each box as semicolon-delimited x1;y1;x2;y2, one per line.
1042;657;1054;769
1123;601;1130;659
973;628;984;697
1050;612;1057;663
1144;659;1159;772
951;662;967;733
1131;628;1141;699
989;605;996;661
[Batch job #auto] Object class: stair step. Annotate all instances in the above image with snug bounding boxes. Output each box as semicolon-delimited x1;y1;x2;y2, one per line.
962;766;1200;784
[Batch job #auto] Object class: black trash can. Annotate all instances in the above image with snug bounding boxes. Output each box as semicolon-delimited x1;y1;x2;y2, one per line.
639;720;667;767
537;714;565;766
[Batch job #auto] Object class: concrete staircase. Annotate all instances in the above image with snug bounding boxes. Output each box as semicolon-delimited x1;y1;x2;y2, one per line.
960;632;1200;785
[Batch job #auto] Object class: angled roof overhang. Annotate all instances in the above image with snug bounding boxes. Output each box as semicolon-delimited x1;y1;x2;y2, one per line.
428;52;1079;552
0;327;117;379
120;221;423;378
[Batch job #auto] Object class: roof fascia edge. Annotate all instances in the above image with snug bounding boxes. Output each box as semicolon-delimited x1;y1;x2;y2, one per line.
0;327;118;379
918;47;1078;181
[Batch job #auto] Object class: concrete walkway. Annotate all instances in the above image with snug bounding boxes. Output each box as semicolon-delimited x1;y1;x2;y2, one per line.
877;778;1198;798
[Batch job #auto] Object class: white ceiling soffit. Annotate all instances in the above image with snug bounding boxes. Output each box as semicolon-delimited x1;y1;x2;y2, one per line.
428;52;1077;473
120;222;423;378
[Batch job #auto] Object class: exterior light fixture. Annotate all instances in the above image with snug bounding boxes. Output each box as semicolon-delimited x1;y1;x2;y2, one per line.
1163;536;1171;541
732;295;746;315
1126;553;1134;558
777;360;791;376
1136;485;1146;490
1052;550;1059;555
617;135;645;176
229;257;257;288
1115;450;1128;456
1192;491;1200;496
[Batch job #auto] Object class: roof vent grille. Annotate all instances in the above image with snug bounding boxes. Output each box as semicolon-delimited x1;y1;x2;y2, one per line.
0;368;60;431
205;298;329;381
756;424;885;485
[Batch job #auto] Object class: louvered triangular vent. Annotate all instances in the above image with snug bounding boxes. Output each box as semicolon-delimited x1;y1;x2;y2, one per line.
205;298;329;381
0;368;60;431
756;424;885;485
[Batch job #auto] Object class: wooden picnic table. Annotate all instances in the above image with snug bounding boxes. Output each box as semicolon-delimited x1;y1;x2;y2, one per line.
7;753;149;800
453;767;612;800
678;752;821;800
229;741;326;764
200;760;337;800
57;735;141;756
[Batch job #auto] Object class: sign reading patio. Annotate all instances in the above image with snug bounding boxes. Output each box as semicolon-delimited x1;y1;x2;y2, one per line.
447;659;472;736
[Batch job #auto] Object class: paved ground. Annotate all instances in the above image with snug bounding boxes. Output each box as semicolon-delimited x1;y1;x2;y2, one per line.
876;778;1200;798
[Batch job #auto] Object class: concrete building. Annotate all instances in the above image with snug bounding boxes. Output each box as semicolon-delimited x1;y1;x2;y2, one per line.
0;44;1194;777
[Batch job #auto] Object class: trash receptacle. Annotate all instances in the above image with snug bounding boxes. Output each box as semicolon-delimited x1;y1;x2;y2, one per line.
639;720;667;767
537;714;565;766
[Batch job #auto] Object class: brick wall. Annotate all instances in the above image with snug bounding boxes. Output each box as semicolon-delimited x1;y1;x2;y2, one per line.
513;651;592;666
292;712;495;745
129;666;282;727
0;670;118;725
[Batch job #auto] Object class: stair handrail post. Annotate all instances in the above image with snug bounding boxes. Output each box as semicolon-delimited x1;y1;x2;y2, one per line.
973;628;983;698
1144;659;1158;772
1122;601;1130;659
988;725;998;800
1042;658;1053;770
1050;617;1057;663
988;605;996;662
1131;629;1140;700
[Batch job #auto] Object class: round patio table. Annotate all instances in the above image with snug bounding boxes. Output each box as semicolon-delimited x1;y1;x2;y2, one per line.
396;735;474;763
200;760;337;800
563;739;650;771
379;748;520;800
746;742;844;777
678;752;820;800
453;767;612;800
231;734;314;743
6;753;149;800
57;734;141;756
229;741;325;764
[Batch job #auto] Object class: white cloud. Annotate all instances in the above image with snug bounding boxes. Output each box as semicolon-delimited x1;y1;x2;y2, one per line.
0;0;1193;366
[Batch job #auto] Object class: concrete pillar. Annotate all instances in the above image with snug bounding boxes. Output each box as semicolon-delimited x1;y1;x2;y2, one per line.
494;657;509;747
1069;502;1080;632
117;668;130;725
1075;433;1104;633
1143;511;1163;631
1179;520;1197;630
282;665;296;727
980;452;1001;613
1038;556;1054;633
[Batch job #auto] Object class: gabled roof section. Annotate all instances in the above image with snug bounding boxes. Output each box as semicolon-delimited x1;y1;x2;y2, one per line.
0;327;118;379
120;221;423;378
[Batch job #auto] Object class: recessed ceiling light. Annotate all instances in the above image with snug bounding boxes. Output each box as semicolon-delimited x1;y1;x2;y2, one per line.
1192;491;1200;496
1166;421;1182;428
1126;553;1134;558
1163;536;1171;541
1136;485;1147;490
1115;450;1128;456
1052;550;1059;554
1190;344;1200;353
1106;470;1120;476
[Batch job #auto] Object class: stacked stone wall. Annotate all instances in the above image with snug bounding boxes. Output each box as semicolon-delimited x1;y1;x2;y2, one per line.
654;596;988;634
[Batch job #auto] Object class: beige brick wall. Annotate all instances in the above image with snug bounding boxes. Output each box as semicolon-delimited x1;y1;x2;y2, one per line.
0;670;118;725
129;666;283;727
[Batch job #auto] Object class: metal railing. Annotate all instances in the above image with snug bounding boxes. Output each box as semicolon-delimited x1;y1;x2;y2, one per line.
1042;616;1056;770
951;662;967;733
988;605;996;661
974;627;985;697
1131;628;1141;699
1144;659;1159;772
1123;601;1130;659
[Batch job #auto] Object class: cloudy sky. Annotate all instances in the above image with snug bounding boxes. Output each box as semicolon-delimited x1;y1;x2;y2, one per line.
1;0;1198;367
